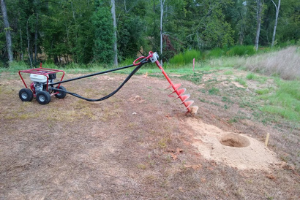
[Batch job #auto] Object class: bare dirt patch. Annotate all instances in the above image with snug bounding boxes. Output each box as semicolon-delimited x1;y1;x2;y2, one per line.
187;118;280;171
219;133;250;147
0;71;299;199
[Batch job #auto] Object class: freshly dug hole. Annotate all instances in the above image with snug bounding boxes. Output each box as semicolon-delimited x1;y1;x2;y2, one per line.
188;118;280;170
220;133;250;148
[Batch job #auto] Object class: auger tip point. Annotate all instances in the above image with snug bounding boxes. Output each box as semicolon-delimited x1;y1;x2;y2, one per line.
190;106;199;115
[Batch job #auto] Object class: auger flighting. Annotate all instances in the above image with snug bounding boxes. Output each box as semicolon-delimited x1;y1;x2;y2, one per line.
148;52;198;114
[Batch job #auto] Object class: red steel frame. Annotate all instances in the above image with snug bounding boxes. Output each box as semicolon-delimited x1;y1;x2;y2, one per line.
18;63;65;97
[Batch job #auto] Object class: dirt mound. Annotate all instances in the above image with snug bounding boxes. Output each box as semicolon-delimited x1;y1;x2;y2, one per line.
187;118;280;171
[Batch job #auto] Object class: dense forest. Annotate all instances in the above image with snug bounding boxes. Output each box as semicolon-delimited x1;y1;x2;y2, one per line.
0;0;299;66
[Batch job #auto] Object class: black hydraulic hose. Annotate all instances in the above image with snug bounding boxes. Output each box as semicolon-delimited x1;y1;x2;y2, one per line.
52;60;149;102
51;64;137;85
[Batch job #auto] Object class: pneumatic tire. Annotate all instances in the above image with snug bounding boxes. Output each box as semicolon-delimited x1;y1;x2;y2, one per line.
55;85;67;99
36;91;51;105
19;88;33;102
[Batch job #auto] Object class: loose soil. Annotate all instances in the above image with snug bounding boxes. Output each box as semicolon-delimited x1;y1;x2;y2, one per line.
187;118;279;171
0;71;299;199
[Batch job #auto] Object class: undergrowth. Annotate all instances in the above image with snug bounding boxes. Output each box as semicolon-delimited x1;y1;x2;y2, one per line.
169;50;202;66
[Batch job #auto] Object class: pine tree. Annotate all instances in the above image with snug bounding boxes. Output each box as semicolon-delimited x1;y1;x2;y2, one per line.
92;0;114;64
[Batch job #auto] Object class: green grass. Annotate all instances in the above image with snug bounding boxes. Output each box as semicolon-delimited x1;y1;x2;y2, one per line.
180;74;202;84
260;106;300;121
208;87;220;95
224;70;233;75
258;80;300;121
235;77;247;87
0;61;29;73
256;76;268;84
222;96;233;104
245;72;267;83
246;73;256;80
255;88;270;95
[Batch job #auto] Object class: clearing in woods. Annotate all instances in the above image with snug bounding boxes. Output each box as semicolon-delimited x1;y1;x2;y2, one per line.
0;68;299;199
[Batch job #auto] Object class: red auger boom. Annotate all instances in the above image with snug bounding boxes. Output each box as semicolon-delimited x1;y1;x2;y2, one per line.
134;52;198;114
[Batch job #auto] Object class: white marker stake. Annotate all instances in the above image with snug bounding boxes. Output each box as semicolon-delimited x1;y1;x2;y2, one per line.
265;132;270;147
193;58;195;73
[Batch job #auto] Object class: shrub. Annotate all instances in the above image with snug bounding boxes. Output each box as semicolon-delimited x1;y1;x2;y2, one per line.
120;57;135;66
278;40;296;48
169;50;201;65
227;45;256;56
207;48;226;58
169;53;185;65
183;50;202;64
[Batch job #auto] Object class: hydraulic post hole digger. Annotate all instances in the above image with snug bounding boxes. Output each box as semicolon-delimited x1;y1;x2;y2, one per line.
18;51;198;114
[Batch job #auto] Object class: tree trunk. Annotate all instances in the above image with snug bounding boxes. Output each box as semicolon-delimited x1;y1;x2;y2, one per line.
271;0;281;47
111;0;118;66
27;19;33;68
18;11;24;61
19;27;23;61
0;0;13;62
34;13;39;66
255;0;263;51
160;0;165;65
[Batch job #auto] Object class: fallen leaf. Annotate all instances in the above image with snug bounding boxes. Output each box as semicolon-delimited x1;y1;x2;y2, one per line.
266;174;276;180
143;72;148;78
170;153;177;160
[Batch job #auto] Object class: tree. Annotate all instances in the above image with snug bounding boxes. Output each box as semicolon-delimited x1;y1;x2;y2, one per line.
40;0;94;64
115;0;147;60
111;0;118;66
171;0;234;49
93;0;114;64
0;0;13;62
255;0;264;51
225;0;254;45
1;0;300;67
160;0;165;64
271;0;281;47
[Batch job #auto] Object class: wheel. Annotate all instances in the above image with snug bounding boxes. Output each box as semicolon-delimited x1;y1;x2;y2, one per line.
36;91;51;105
55;85;67;99
19;88;33;102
